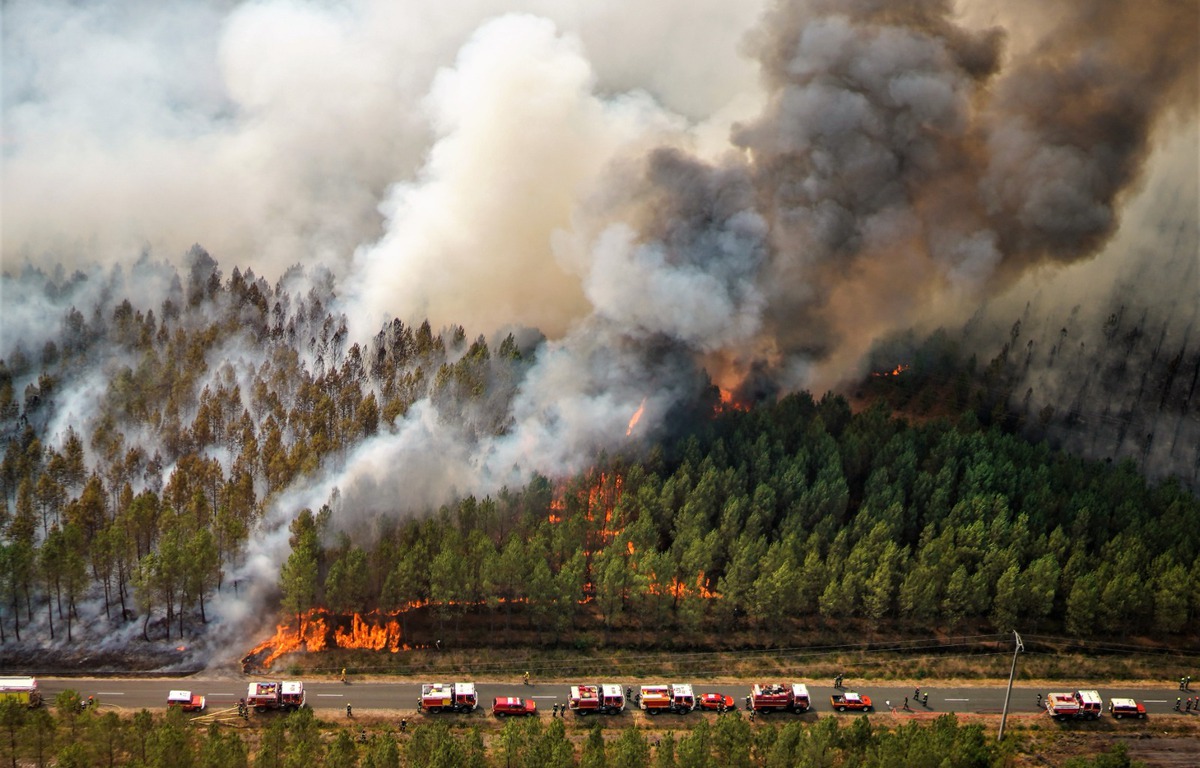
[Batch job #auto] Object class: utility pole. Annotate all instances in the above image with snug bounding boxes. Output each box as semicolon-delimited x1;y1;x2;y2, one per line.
998;630;1024;741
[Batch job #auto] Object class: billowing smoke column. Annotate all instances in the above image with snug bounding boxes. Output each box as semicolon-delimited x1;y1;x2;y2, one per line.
2;0;1197;652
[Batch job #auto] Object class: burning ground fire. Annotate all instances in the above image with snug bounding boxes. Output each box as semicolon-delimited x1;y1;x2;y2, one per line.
243;608;414;671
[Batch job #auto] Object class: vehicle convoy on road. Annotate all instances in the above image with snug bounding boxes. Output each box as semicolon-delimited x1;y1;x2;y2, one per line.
1108;698;1147;719
750;683;811;714
492;696;538;717
167;690;206;712
418;683;478;713
245;681;306;712
1045;690;1102;720
0;677;42;708
568;684;625;715
830;692;873;712
640;684;696;715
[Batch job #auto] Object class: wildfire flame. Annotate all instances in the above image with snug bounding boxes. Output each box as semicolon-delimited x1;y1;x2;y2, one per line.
871;363;910;377
626;398;647;436
715;387;750;414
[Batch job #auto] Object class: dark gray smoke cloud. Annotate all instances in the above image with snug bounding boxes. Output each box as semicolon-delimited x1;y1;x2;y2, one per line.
3;0;1196;653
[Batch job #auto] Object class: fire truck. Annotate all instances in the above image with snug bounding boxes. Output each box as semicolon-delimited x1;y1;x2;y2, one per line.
750;683;811;714
567;684;625;715
245;681;306;712
167;690;206;712
1045;690;1102;720
0;677;42;708
639;684;696;715
830;692;873;712
418;683;478;713
1108;698;1147;719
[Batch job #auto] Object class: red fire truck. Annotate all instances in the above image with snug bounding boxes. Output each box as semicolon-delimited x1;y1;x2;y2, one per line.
830;692;873;712
639;684;696;715
1045;690;1102;720
750;683;811;714
245;681;306;712
568;684;625;715
418;683;478;713
167;690;206;712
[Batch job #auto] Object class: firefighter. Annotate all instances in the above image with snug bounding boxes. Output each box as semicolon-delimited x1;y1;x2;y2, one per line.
626;687;633;702
915;686;920;699
1037;693;1043;707
903;696;909;711
748;708;755;722
357;728;367;744
400;718;408;733
347;702;353;718
1174;698;1181;711
922;692;929;707
524;671;530;686
341;668;347;683
551;703;558;717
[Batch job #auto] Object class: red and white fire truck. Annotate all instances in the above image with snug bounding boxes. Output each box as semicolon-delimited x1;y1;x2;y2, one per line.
1107;698;1147;719
830;692;872;712
639;684;696;715
749;683;811;714
245;681;306;712
567;684;625;716
167;690;206;712
418;683;478;713
1045;690;1102;720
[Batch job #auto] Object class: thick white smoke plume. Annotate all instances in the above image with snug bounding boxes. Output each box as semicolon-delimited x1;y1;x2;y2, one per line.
3;0;1197;655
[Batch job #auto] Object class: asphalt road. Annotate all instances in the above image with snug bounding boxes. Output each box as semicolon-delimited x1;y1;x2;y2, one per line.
36;677;1200;719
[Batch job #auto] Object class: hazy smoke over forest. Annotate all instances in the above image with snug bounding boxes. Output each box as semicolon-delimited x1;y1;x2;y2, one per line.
2;0;1198;650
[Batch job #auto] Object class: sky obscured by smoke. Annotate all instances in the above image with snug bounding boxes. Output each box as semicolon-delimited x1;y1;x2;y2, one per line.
5;0;1197;389
3;0;1198;650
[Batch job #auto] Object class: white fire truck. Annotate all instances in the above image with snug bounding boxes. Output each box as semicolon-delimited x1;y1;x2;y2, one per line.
418;683;478;713
1045;689;1102;720
567;684;625;715
245;681;306;712
639;684;696;715
750;683;811;714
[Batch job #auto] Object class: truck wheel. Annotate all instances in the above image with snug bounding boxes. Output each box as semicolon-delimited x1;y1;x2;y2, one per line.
1113;713;1121;719
864;706;872;712
838;706;846;712
429;707;442;714
578;709;588;717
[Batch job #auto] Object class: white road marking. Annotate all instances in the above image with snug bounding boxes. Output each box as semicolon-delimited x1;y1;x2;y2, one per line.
531;696;558;699
208;693;235;697
317;694;345;697
1144;699;1168;703
945;698;970;701
96;692;124;696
